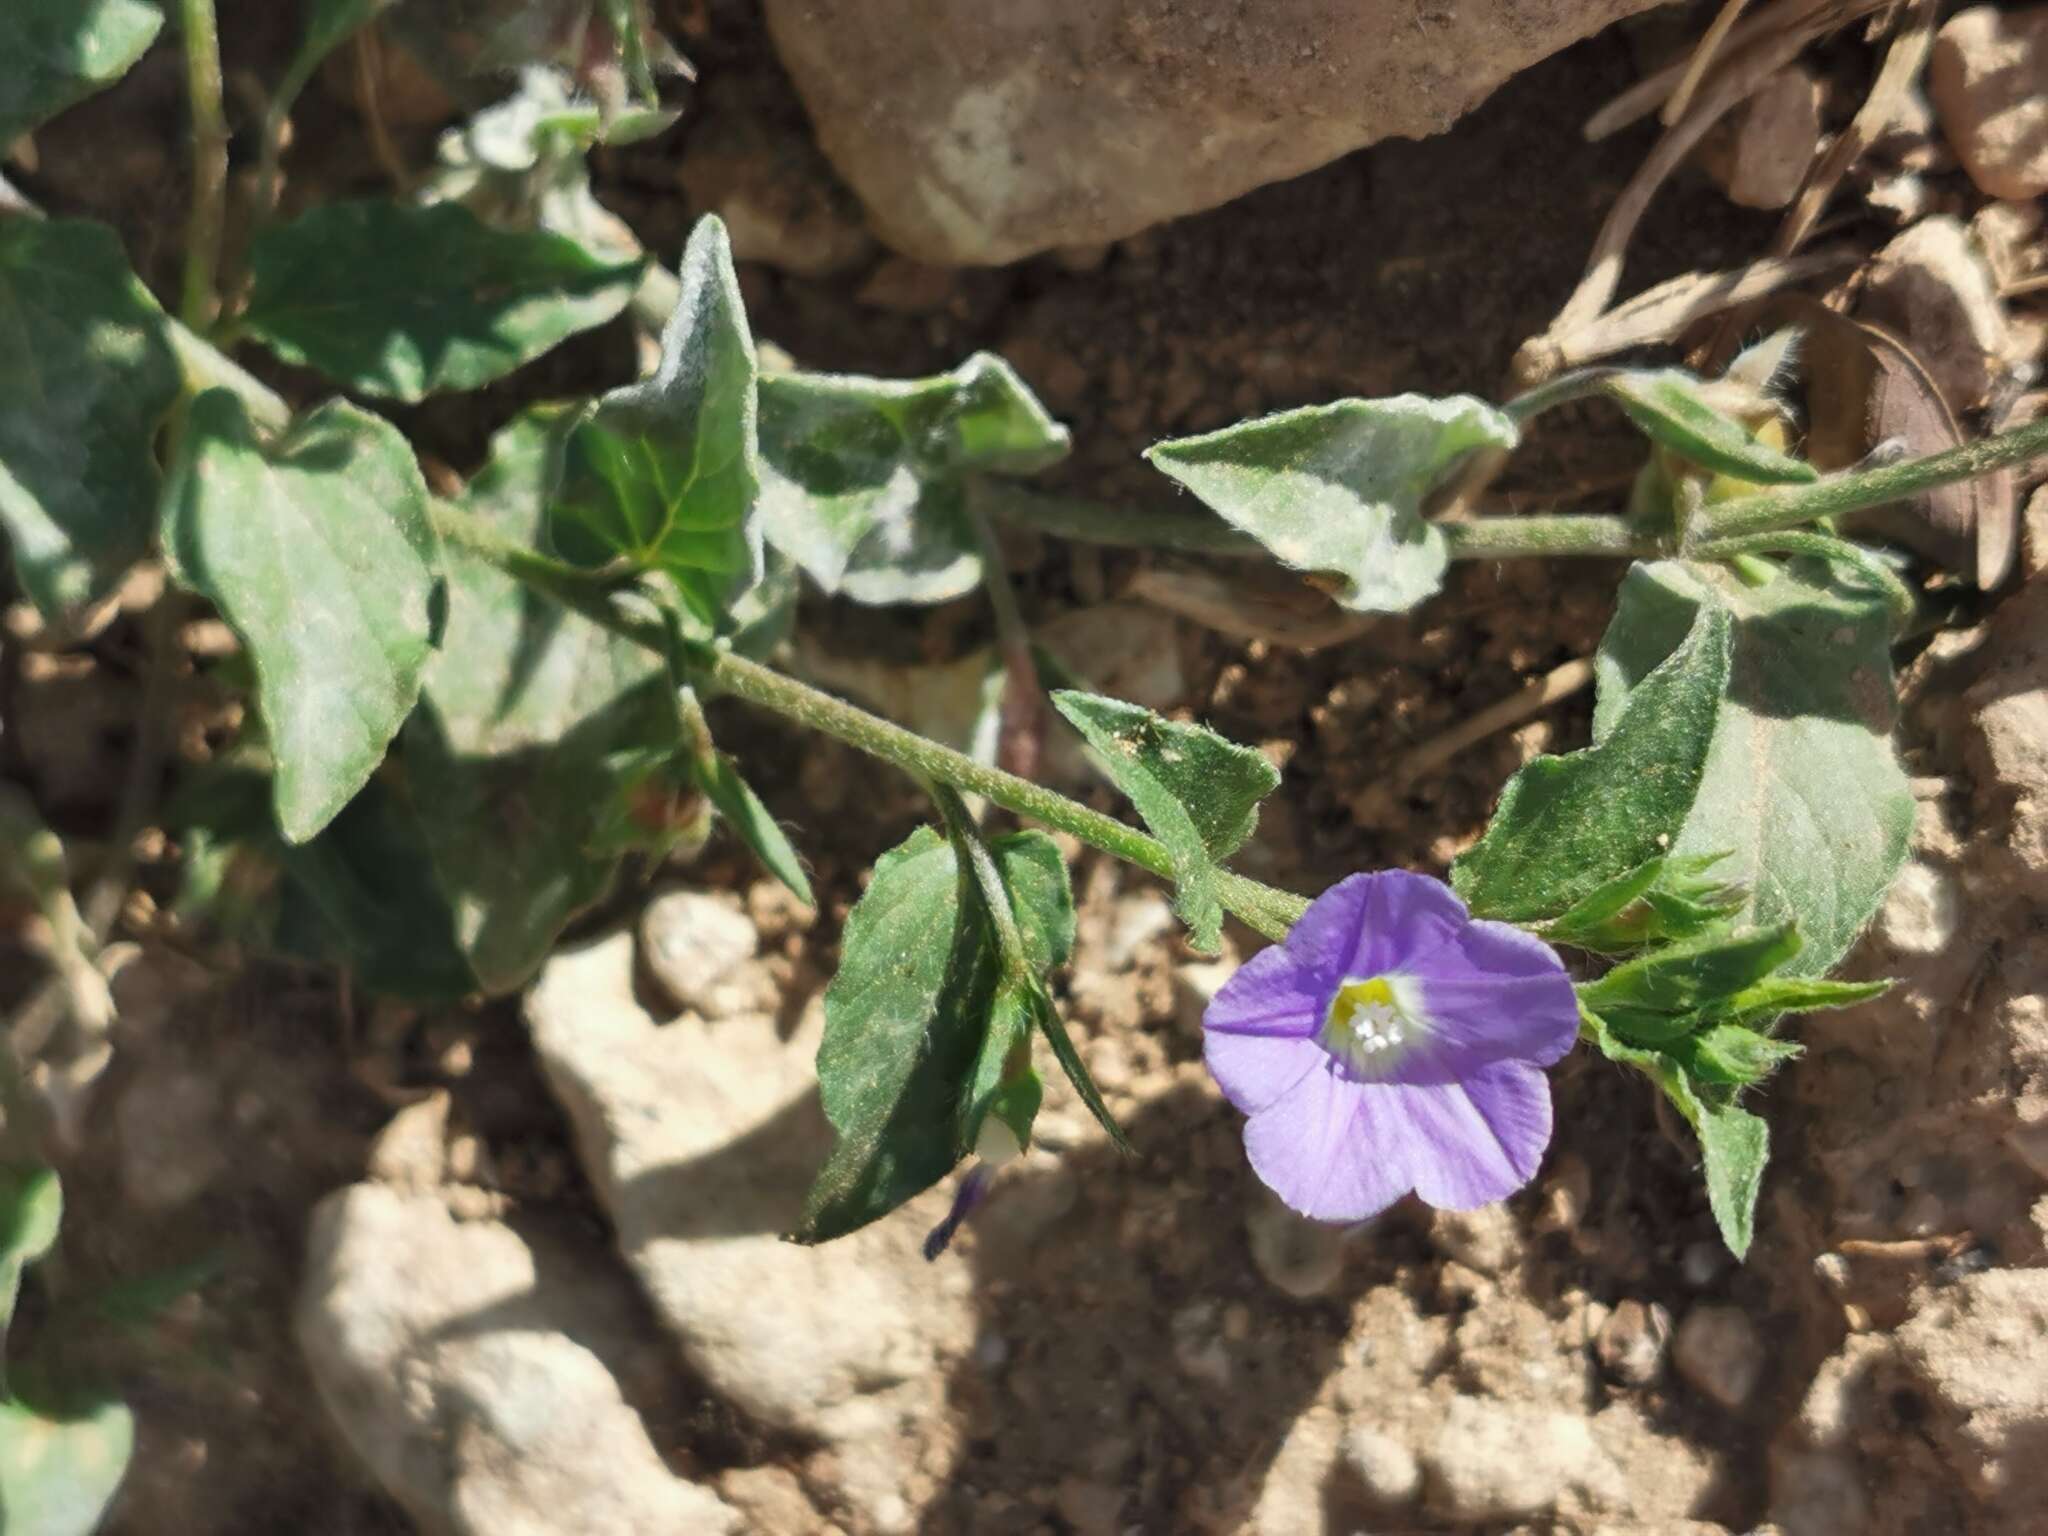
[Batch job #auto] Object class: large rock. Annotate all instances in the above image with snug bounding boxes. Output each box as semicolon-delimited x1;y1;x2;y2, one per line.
297;1185;736;1536
525;930;977;1533
1894;1268;2048;1518
762;0;1673;265
1930;5;2048;201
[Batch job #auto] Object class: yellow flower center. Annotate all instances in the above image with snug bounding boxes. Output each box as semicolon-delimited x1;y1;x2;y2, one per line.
1320;975;1421;1075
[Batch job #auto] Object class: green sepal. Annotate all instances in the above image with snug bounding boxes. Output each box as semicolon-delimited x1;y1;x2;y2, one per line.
1603;369;1816;485
1542;851;1744;953
1669;1025;1803;1087
1577;922;1802;1047
688;751;814;907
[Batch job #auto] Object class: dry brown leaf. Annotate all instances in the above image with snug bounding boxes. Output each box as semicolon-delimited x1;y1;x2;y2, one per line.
1774;296;2016;588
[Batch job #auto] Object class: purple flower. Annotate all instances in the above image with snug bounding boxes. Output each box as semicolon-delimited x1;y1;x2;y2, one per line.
1204;870;1579;1222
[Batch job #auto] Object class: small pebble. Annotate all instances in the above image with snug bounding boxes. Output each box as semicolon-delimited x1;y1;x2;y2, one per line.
1673;1303;1767;1409
1595;1299;1672;1386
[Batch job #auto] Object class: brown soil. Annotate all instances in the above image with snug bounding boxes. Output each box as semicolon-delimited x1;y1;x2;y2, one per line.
7;1;2043;1534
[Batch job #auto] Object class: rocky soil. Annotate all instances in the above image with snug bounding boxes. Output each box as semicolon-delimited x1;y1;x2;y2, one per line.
6;0;2048;1533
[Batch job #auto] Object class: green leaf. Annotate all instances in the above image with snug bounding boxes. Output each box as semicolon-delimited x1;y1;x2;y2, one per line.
0;0;162;144
0;1396;134;1536
161;390;440;844
549;215;759;626
1452;603;1733;923
240;201;643;402
690;751;814;906
1578;922;1802;1046
1683;1080;1769;1260
1604;370;1816;485
1050;690;1277;955
404;408;676;994
272;775;477;1000
793;825;1074;1243
1671;1024;1803;1087
0;1167;61;1351
1145;395;1517;614
1592;559;1913;975
0;219;180;618
757;352;1068;605
1580;1010;1769;1258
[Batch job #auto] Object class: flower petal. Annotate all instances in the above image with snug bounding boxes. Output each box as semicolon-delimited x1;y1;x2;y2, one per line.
1406;921;1580;1078
1243;1062;1413;1222
1275;871;1376;986
1390;1059;1553;1209
1349;869;1473;977
1206;1028;1324;1115
1204;942;1325;1038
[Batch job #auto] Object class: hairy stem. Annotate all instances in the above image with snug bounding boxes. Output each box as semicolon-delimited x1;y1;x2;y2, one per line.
702;648;1309;941
1502;367;1622;423
1445;514;1652;560
177;0;230;330
1693;416;2048;543
975;480;1656;561
425;500;1310;939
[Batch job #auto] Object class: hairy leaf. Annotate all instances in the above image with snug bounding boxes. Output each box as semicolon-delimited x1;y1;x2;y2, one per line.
549;215;759;625
0;0;162;143
0;219;179;617
1605;369;1816;485
794;826;1073;1243
1453;603;1732;923
1683;1080;1769;1260
1051;690;1278;954
1146;395;1516;614
406;408;675;994
758;352;1068;605
1593;559;1912;975
240;201;642;401
0;1396;134;1536
162;390;440;843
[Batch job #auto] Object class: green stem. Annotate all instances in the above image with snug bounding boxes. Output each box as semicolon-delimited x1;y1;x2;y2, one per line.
424;498;1310;940
703;647;1309;942
975;480;1656;562
1502;366;1622;423
1693;415;2048;544
177;0;230;330
1445;514;1652;561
